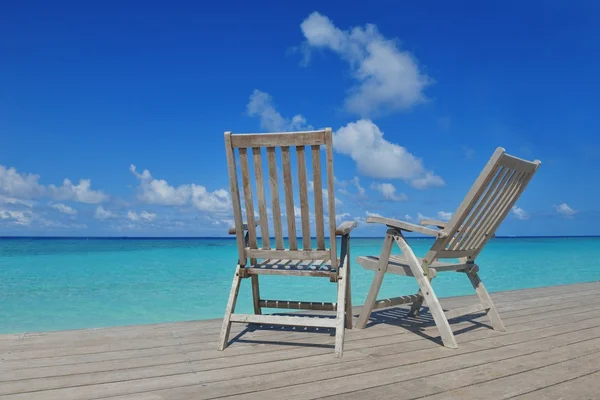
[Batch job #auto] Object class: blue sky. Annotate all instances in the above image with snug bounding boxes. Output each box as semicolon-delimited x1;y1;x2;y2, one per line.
1;1;599;236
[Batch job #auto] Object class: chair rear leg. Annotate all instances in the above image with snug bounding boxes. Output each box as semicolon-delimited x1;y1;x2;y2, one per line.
467;271;506;332
345;240;353;330
334;257;349;357
218;265;243;351
355;233;394;329
408;274;434;317
251;275;261;315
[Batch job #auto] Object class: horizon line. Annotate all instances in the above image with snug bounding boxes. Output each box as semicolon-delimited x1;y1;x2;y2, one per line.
1;235;599;240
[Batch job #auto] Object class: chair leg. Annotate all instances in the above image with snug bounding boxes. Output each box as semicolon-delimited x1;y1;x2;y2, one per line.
334;255;349;358
393;234;458;349
345;238;353;330
355;234;394;329
218;265;243;351
467;271;506;332
251;275;261;315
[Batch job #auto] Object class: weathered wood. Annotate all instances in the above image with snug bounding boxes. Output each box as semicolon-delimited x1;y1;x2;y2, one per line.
252;147;269;248
372;294;422;310
281;146;297;250
258;300;337;311
367;216;447;238
229;314;338;328
444;303;489;320
230;130;327;148
335;221;358;236
224;132;247;266
311;145;325;250
324;128;337;264
217;265;242;351
251;275;261;315
355;233;394;329
296;145;311;250
238;148;258;250
245;248;330;260
267;147;284;249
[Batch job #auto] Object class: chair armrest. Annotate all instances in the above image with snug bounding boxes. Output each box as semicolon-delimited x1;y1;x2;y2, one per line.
335;221;357;236
420;219;447;229
228;220;259;235
367;216;448;238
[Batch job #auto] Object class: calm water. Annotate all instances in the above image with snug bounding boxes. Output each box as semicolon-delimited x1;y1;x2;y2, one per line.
1;237;599;334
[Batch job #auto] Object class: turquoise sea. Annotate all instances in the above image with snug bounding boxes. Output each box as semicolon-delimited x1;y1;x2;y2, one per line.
1;237;599;334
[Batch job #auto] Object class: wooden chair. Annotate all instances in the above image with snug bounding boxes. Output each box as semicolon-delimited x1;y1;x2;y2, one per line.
355;148;540;348
219;128;357;357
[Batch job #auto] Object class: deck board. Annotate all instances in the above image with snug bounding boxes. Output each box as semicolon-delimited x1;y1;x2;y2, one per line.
1;282;599;399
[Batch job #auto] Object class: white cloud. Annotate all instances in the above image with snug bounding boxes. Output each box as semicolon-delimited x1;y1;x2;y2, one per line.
370;182;407;201
365;210;383;218
333;120;444;188
94;206;117;220
246;90;313;132
336;176;366;197
127;210;157;222
0;165;107;204
511;206;529;220
0;209;33;226
554;203;576;217
437;211;453;221
0;195;34;208
404;214;413;221
335;212;351;222
130;165;231;213
51;203;78;215
48;179;108;204
299;12;431;117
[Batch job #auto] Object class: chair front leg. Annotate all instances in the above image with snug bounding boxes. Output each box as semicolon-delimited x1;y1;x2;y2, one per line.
343;235;353;329
355;233;394;329
393;232;457;349
218;265;243;351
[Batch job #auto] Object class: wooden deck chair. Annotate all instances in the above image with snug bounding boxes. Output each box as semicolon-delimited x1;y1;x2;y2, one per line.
355;148;540;348
219;128;357;357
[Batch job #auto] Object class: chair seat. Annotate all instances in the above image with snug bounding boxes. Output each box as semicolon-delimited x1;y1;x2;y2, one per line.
244;259;337;277
357;254;476;277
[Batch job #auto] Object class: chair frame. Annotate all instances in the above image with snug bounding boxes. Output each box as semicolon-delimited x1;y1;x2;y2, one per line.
218;128;357;357
355;148;541;348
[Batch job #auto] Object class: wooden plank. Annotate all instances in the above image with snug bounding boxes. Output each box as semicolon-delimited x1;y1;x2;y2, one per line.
230;130;327;148
224;132;247;265
311;145;325;250
281;146;297;250
245;248;330;260
267;147;284;250
238;148;257;250
444;303;489;320
367;216;447;237
324;128;337;264
372;295;421;310
229;314;337;328
258;300;337;311
512;370;600;400
296;145;311;250
252;147;269;248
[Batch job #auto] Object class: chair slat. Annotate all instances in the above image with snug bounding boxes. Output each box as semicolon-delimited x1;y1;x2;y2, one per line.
464;170;521;250
238;148;257;249
297;146;311;250
450;166;508;250
325;129;337;263
472;171;526;250
312;145;325;250
231;131;327;148
252;147;270;249
281;146;297;250
267;147;284;250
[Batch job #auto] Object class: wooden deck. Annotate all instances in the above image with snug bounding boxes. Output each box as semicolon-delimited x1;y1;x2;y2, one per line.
2;281;600;399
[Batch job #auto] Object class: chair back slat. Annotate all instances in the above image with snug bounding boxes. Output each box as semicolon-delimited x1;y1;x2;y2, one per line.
238;148;258;250
252;148;270;249
296;146;311;250
312;145;326;250
281;146;298;250
267;147;284;250
224;129;338;265
425;148;540;263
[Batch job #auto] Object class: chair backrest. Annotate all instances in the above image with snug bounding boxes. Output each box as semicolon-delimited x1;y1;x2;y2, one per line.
424;147;540;264
224;128;337;266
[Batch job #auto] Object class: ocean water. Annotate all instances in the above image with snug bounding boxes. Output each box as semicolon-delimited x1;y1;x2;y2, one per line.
1;237;599;334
